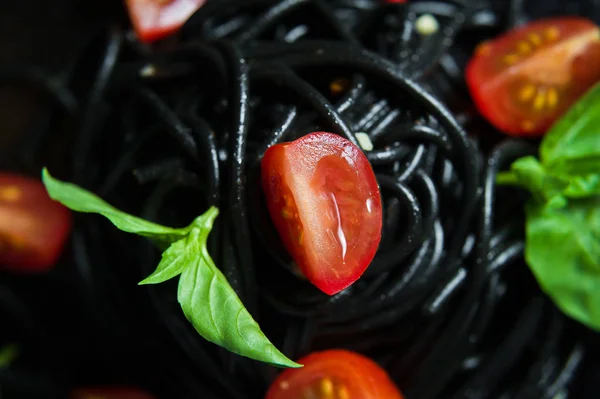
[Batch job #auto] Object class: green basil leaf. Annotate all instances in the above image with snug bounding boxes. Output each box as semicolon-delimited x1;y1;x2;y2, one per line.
525;197;600;331
0;344;18;368
138;207;220;285
138;238;188;285
496;156;568;202
42;168;188;244
563;175;600;198
177;228;301;368
541;82;600;177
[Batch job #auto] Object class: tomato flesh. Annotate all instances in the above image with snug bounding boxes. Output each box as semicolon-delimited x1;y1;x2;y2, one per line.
466;17;600;136
262;132;382;295
125;0;206;42
265;350;404;399
70;387;156;399
0;173;71;272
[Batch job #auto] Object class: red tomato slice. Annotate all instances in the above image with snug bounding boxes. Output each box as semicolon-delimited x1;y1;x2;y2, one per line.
70;387;156;399
261;132;382;296
0;173;71;272
125;0;207;42
265;350;404;399
466;17;600;137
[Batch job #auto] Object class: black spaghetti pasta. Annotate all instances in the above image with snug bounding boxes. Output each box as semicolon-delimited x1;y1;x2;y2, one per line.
1;0;599;398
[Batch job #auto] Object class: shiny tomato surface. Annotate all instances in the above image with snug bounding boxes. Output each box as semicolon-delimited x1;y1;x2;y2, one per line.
70;387;156;399
261;132;382;295
466;17;600;136
0;173;71;272
125;0;206;42
265;350;404;399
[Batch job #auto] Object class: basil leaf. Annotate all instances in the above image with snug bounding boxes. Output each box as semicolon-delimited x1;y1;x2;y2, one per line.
496;156;568;203
139;208;220;285
563;175;600;198
43;170;299;367
541;82;600;178
525;197;600;331
0;344;18;368
139;238;188;285
42;168;188;244
177;228;301;368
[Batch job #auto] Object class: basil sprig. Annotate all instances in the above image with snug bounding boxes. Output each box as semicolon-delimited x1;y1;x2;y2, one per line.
42;169;301;368
497;82;600;331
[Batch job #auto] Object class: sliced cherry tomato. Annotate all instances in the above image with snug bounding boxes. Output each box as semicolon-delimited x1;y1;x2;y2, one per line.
261;132;382;295
70;387;156;399
265;350;404;399
0;172;71;272
466;17;600;136
125;0;207;42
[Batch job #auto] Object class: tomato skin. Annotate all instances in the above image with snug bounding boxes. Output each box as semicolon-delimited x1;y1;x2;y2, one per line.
0;173;71;272
125;0;207;42
265;350;404;399
466;17;600;137
261;132;382;296
70;387;156;399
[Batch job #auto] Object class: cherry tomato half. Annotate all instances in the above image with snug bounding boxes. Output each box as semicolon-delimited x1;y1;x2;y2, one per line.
125;0;207;42
265;350;404;399
262;132;382;295
0;172;71;272
70;387;156;399
466;17;600;136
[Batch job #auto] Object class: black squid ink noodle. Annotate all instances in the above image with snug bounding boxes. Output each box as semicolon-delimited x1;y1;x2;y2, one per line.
1;0;600;398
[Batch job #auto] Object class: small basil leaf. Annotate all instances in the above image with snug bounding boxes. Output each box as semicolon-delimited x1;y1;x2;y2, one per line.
42;168;188;244
139;238;188;285
0;344;18;368
497;156;568;202
177;228;301;368
525;197;600;331
541;82;600;177
563;175;600;198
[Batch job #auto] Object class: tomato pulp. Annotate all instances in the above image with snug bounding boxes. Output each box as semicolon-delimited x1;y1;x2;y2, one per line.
261;132;382;295
466;17;600;136
125;0;206;42
265;350;404;399
0;172;71;272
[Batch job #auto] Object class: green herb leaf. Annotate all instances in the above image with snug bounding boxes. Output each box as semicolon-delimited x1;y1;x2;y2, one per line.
138;238;188;285
496;156;568;203
42;169;300;367
541;82;600;178
0;344;18;368
497;82;600;332
177;227;302;368
525;197;600;330
42;168;188;245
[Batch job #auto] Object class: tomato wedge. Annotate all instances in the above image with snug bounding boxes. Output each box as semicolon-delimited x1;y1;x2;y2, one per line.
261;132;382;295
466;17;600;136
265;350;404;399
70;387;156;399
0;172;71;272
125;0;207;42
